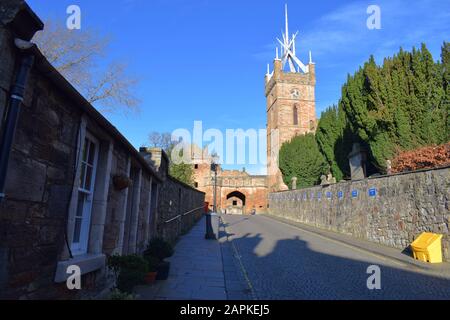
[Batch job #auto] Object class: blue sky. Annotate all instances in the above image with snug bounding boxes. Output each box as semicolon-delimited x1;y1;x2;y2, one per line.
28;0;449;174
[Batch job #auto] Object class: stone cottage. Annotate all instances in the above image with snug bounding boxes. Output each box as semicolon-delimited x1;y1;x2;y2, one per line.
0;0;204;299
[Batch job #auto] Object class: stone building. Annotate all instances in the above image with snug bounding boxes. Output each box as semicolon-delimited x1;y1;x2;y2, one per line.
189;6;317;211
196;165;268;215
0;0;204;299
140;147;205;244
185;145;266;215
265;5;317;192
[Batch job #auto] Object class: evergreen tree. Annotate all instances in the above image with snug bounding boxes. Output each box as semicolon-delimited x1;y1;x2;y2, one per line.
315;105;352;181
340;44;448;170
408;44;446;145
169;162;195;186
279;133;327;189
441;42;450;141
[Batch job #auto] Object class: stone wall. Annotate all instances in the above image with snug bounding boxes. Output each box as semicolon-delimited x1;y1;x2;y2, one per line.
0;55;163;299
138;147;206;244
102;146;130;256
157;176;205;244
0;25;15;120
268;167;450;261
0;5;80;298
0;1;199;299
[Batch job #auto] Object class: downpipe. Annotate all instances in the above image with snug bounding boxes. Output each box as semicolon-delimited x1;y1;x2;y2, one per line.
0;39;36;202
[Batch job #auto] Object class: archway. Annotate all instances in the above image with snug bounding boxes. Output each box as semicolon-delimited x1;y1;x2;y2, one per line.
225;191;246;215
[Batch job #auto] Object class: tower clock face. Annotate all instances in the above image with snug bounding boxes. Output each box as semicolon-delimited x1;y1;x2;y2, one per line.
290;88;300;99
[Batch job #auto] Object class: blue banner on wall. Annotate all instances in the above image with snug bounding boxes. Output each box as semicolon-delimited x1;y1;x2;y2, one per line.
369;188;377;197
351;190;358;198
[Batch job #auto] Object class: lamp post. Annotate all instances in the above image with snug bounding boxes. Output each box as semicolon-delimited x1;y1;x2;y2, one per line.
211;162;218;213
205;156;218;240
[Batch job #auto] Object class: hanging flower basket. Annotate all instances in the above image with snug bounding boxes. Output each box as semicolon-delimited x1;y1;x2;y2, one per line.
113;175;132;191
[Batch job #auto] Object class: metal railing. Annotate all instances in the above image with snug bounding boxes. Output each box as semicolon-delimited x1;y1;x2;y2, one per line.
164;205;204;224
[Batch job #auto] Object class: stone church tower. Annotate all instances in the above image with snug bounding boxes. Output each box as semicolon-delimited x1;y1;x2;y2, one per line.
265;5;317;191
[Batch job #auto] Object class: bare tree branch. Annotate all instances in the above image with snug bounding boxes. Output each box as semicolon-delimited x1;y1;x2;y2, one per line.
148;132;172;151
33;19;140;114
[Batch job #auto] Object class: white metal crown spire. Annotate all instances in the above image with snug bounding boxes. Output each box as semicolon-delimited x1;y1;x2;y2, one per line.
276;4;309;74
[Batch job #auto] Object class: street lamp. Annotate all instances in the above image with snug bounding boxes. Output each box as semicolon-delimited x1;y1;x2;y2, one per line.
205;154;219;240
210;162;218;213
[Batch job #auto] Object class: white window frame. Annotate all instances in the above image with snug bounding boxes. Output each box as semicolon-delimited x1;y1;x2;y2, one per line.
71;131;99;256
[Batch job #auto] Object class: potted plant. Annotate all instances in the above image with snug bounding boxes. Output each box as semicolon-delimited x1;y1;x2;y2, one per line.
144;237;174;280
107;254;149;293
155;260;171;280
144;237;174;261
144;256;159;284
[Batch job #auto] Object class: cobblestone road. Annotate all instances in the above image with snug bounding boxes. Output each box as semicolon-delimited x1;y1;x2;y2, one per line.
221;215;450;300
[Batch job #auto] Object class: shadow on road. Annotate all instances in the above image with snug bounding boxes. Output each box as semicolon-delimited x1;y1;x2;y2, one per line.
220;218;450;300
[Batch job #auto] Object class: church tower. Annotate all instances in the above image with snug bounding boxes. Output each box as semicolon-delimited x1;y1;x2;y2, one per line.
265;5;317;191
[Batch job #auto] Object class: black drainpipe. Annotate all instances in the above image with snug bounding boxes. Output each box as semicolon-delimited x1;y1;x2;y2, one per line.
0;39;35;202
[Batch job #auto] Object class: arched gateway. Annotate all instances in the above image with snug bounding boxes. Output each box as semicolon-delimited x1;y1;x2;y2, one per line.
191;157;268;215
226;191;246;215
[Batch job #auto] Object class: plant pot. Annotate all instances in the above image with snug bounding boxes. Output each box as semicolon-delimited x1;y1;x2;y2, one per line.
144;271;158;284
156;261;170;280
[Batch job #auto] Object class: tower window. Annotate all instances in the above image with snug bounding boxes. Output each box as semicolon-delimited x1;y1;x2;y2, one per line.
293;105;298;125
194;182;198;188
194;164;198;169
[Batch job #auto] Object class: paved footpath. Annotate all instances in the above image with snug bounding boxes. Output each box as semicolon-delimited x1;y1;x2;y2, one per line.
135;216;252;300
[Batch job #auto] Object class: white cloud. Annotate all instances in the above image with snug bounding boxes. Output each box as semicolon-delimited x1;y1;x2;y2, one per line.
256;0;449;65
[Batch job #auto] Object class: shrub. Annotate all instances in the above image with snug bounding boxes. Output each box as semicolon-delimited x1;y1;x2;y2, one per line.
279;133;328;188
391;143;450;173
144;255;160;272
117;269;146;293
108;254;149;273
144;237;174;261
107;254;149;293
109;289;135;300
